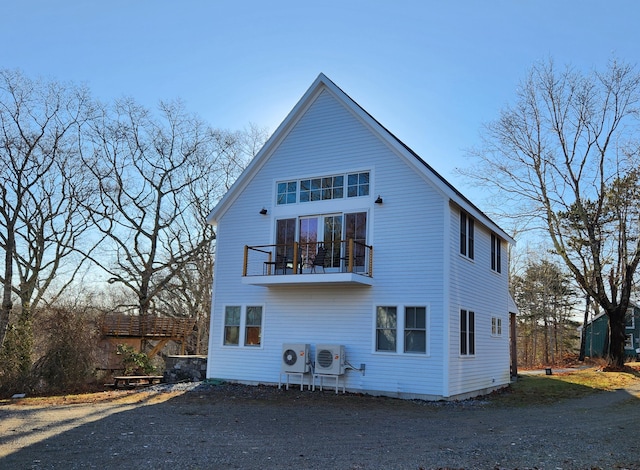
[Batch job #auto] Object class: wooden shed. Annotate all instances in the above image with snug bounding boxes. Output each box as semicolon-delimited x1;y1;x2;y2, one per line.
96;314;196;370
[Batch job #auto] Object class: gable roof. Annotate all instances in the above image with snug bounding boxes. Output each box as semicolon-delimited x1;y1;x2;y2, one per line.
207;73;515;245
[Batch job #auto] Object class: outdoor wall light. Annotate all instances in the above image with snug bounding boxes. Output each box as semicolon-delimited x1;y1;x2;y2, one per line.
259;208;268;215
375;195;383;204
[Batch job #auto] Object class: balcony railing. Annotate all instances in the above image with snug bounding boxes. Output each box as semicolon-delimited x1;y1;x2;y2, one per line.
243;240;373;279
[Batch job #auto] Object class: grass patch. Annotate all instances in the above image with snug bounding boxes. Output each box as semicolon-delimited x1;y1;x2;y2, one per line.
490;366;640;406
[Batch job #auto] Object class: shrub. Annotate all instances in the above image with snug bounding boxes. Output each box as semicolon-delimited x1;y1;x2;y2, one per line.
31;307;98;394
116;344;156;375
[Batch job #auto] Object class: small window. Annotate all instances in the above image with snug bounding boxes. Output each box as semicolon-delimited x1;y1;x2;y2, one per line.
491;316;502;336
245;306;263;346
277;181;297;205
460;309;475;355
491;234;502;273
625;308;635;329
376;306;397;352
347;172;369;197
625;334;634;349
224;306;241;345
404;307;426;353
460;211;474;259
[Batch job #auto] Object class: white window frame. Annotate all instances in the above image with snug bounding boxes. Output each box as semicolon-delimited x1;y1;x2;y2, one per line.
460;211;475;260
491;316;503;337
373;304;430;356
460;308;476;356
491;233;502;273
625;308;635;329
222;304;265;348
276;171;371;205
625;333;634;349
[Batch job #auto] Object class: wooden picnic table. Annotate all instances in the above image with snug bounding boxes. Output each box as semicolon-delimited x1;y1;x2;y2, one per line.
112;375;164;388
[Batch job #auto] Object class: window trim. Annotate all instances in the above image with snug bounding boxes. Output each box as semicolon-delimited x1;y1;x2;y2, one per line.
374;304;430;356
491;316;503;337
222;304;265;348
459;211;475;260
375;306;397;353
460;309;476;356
625;308;635;329
223;306;241;346
491;233;502;273
404;306;427;354
276;171;371;205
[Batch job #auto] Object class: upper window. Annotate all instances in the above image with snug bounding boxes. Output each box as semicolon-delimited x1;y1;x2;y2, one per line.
300;176;344;202
625;308;635;329
277;171;370;205
277;181;297;205
491;316;502;336
347;172;370;197
625;334;633;349
404;307;426;353
491;233;502;273
460;211;474;260
460;309;475;356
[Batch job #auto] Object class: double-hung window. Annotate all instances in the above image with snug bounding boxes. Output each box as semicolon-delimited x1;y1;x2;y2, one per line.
491;233;502;273
224;306;241;345
460;309;475;355
376;305;428;354
376;306;397;352
404;307;426;353
245;306;263;346
224;305;263;347
460;211;474;259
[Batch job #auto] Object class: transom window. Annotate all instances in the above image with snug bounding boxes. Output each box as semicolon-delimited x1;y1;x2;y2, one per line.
276;171;370;205
347;172;369;197
277;181;297;205
300;175;344;202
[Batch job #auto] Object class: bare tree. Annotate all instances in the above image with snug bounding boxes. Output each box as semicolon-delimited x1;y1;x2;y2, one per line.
0;69;95;351
463;58;640;368
154;123;268;353
82;98;218;318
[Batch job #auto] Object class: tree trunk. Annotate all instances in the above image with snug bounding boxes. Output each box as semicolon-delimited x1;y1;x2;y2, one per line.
0;228;15;349
607;308;627;368
578;295;590;361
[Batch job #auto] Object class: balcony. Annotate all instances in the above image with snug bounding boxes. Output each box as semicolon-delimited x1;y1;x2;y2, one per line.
242;240;374;286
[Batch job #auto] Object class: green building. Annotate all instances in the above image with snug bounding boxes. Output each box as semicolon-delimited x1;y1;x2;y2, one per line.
582;303;640;360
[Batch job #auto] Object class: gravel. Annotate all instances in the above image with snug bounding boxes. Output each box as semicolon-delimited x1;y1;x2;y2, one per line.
1;380;639;469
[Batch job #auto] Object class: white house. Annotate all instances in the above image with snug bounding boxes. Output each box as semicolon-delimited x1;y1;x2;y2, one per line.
206;74;516;400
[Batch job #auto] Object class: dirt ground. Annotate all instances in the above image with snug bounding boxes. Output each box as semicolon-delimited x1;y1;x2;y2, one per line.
1;381;639;470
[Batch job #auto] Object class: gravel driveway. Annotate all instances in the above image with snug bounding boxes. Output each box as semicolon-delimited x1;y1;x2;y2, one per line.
1;381;639;469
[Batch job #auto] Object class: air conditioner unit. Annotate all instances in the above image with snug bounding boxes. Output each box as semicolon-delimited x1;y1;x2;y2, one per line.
314;344;345;375
281;343;310;373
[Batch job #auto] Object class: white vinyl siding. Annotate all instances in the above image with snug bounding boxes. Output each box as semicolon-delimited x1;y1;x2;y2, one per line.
208;86;510;400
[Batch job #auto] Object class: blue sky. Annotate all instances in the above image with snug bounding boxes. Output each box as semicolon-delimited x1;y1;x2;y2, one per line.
2;1;639;201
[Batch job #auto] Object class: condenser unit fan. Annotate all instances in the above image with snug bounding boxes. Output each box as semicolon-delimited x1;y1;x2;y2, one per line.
281;343;310;373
